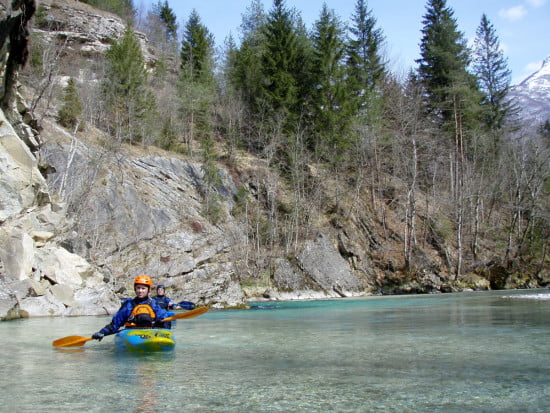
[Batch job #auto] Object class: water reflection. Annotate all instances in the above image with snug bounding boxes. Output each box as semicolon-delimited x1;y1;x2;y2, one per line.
109;351;174;411
53;347;86;354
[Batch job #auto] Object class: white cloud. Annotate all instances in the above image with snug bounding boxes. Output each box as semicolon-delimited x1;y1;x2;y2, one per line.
526;0;546;7
498;5;528;21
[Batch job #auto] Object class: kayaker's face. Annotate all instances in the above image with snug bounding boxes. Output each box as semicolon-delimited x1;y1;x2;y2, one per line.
135;284;149;299
157;288;165;296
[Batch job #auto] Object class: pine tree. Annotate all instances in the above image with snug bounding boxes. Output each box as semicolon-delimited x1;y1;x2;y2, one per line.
260;0;303;121
310;4;350;158
179;10;222;219
179;10;216;149
180;10;215;82
219;34;246;156
58;78;83;130
241;0;266;36
539;119;550;147
152;1;178;42
416;0;479;129
346;0;386;110
220;34;239;92
103;25;156;144
416;0;483;279
228;0;267;112
293;15;315;122
472;14;514;139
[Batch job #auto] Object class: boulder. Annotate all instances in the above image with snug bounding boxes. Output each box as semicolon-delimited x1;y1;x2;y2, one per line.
31;230;55;247
51;283;77;307
70;286;120;316
297;234;364;297
33;246;103;288
166;265;245;309
268;258;331;300
0;288;19;321
0;228;34;281
19;292;67;317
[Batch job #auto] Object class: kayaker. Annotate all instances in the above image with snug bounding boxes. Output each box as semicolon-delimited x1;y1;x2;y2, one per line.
153;284;176;310
91;275;172;341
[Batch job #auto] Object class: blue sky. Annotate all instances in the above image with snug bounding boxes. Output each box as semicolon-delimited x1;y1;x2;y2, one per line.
135;0;549;84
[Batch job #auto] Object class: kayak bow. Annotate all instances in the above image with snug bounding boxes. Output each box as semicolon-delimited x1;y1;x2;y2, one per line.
114;328;175;352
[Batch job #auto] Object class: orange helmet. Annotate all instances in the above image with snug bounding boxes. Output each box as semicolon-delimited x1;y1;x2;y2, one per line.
134;275;153;289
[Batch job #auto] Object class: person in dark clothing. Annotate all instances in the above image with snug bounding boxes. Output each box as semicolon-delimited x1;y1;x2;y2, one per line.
91;275;172;341
153;284;176;310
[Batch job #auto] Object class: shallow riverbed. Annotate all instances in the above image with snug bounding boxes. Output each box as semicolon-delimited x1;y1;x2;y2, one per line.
1;289;549;412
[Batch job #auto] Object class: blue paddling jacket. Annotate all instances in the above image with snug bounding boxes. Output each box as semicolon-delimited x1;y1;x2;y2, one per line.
99;297;171;335
153;295;174;310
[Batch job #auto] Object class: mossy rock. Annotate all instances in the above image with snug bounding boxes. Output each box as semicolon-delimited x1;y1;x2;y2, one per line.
504;273;540;289
454;273;491;291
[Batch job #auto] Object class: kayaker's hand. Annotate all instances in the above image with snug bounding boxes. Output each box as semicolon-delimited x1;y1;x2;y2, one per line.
92;332;104;341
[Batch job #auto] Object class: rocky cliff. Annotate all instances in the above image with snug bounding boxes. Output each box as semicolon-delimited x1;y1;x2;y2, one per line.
0;0;121;319
37;117;373;306
0;83;120;319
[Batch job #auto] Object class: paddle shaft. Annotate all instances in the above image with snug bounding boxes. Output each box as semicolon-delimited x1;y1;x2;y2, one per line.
162;306;208;322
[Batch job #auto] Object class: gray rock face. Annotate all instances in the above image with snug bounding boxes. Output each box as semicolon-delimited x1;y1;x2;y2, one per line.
35;0;154;72
0;111;46;222
297;235;364;296
39;129;372;307
257;234;367;301
39;127;247;307
0;109;120;319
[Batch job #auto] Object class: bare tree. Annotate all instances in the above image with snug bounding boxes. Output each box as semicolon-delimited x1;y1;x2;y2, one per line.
502;131;550;266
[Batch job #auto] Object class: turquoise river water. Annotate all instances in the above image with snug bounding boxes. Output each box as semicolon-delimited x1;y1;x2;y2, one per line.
1;289;549;412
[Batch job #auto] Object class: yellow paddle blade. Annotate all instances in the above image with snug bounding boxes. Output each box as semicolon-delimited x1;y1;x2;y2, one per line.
52;335;93;347
162;306;208;322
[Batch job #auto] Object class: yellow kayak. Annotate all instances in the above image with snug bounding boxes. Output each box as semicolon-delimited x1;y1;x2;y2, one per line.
114;328;175;352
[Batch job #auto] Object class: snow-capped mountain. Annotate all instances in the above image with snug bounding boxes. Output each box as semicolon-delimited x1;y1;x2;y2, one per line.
509;56;550;127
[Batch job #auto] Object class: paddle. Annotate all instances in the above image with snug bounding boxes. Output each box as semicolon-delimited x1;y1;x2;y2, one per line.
52;306;209;347
52;335;93;347
176;300;196;310
162;306;208;322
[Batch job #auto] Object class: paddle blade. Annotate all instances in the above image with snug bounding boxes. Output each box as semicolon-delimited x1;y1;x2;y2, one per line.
52;335;93;347
177;301;196;310
162;306;208;322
